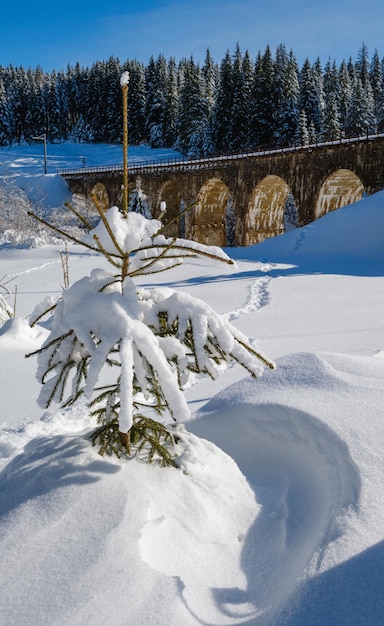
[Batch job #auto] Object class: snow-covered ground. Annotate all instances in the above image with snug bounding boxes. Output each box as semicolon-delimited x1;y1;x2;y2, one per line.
0;144;383;626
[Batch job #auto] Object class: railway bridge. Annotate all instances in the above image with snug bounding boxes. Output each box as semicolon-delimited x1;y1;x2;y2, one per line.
59;134;384;246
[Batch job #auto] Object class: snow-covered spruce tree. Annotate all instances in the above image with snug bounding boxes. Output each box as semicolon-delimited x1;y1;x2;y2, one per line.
27;205;275;466
128;176;151;218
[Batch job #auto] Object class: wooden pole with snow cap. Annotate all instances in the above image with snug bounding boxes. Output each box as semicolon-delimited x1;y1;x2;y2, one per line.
121;71;130;215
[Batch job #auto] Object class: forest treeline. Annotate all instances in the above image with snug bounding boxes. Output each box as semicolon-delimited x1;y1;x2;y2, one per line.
0;43;383;157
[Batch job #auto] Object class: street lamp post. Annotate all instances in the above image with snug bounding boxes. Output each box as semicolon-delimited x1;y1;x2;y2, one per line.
120;71;130;215
32;133;47;174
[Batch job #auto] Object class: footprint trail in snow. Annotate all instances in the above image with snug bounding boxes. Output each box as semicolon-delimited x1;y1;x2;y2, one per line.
223;263;275;323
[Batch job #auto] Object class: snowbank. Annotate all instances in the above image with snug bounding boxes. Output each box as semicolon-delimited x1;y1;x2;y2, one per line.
0;426;258;626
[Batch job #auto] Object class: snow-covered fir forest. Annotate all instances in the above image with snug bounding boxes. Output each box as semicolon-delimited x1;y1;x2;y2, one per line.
1;43;384;157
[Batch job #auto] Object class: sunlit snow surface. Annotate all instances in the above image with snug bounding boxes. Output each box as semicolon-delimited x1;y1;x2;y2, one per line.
0;144;384;625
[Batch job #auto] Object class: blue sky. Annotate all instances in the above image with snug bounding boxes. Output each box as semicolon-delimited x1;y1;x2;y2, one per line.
1;0;383;71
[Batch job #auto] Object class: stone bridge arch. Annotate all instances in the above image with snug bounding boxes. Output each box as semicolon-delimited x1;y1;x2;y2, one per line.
315;169;364;219
187;178;232;247
244;175;291;245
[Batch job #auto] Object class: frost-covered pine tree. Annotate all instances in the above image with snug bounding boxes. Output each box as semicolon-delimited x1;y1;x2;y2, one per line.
369;49;383;123
128;176;151;218
211;50;234;153
250;45;276;147
145;55;168;147
298;58;324;140
225;197;236;246
284;192;299;232
323;93;341;140
345;77;375;136
296;109;310;145
174;57;209;158
28;204;275;466
274;50;300;146
0;79;12;146
378;89;384;133
227;44;251;151
126;60;147;145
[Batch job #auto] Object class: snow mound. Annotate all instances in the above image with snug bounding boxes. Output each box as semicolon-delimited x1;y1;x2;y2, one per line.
0;428;259;626
0;173;71;209
0;316;49;348
189;351;384;624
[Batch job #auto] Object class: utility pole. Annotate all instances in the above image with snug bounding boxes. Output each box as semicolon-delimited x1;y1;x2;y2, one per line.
32;133;47;174
120;71;130;215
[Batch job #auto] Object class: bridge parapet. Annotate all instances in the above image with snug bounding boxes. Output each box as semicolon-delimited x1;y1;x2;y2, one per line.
59;133;384;178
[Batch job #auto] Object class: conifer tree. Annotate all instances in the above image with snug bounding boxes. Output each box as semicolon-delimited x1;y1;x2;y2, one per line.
145;55;168;147
284;192;299;232
296;109;310;145
227;44;249;151
104;57;123;143
250;46;276;147
175;57;209;157
211;50;234;153
323;59;339;99
81;62;104;142
338;60;352;134
125;60;147;145
273;43;289;127
356;43;370;88
164;58;179;147
0;78;12;146
66;62;88;140
378;90;384;132
128;177;151;218
10;66;29;142
44;70;61;141
200;49;219;155
275;50;300;146
346;77;375;136
24;68;46;142
202;48;218;110
27;204;275;465
323;93;341;140
240;50;254;149
369;49;383;125
347;56;357;83
299;58;324;140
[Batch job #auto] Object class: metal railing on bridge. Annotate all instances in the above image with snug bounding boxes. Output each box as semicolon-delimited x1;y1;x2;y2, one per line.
57;132;384;178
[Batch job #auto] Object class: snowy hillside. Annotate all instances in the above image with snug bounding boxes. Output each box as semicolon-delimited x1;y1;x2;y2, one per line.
0;144;384;625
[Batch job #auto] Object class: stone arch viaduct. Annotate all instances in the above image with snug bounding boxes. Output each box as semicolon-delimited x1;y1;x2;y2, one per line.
60;134;384;247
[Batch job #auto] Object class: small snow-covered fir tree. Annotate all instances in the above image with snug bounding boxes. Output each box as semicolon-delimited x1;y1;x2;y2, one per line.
284;192;299;232
128;176;151;218
225;197;236;246
27;204;275;466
